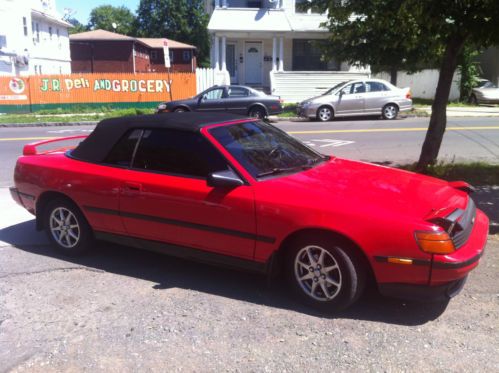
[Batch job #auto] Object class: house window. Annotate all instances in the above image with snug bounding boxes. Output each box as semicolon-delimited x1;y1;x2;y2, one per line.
0;35;7;48
35;23;40;43
56;28;60;39
295;0;320;14
169;50;174;63
23;17;28;36
246;0;262;7
151;50;158;60
292;39;338;71
182;50;191;62
49;27;53;39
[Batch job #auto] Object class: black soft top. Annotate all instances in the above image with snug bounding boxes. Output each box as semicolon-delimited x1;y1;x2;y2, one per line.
71;112;247;163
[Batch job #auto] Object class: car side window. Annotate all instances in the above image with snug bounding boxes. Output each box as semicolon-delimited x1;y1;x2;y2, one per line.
203;88;224;100
339;84;352;95
132;129;228;178
366;81;388;92
104;129;142;167
352;82;366;94
228;87;249;97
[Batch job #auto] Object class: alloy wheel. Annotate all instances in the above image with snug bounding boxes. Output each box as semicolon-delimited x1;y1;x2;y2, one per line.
294;245;342;301
49;207;80;249
318;107;332;121
383;105;398;119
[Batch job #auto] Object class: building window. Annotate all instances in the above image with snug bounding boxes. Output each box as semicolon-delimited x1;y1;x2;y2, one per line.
56;28;59;39
292;39;338;71
169;50;174;63
49;27;53;39
151;50;158;60
182;50;191;62
35;23;40;43
0;35;7;48
295;0;320;14
23;17;28;36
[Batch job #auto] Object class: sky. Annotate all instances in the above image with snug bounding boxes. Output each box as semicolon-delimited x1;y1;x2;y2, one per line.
57;0;140;24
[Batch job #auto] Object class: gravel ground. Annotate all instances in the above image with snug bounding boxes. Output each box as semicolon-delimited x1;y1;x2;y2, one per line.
0;212;498;372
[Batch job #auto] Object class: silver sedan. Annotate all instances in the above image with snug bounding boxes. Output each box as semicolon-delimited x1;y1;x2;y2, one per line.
470;79;499;105
297;79;413;121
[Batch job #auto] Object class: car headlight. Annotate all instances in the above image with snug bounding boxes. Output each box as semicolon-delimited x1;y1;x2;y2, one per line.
157;103;167;110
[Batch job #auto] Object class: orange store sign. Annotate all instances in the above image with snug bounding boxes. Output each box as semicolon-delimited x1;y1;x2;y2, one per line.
40;77;172;93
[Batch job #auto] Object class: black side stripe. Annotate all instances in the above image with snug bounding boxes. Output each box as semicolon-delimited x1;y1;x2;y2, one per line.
432;252;483;269
84;205;276;244
374;256;431;266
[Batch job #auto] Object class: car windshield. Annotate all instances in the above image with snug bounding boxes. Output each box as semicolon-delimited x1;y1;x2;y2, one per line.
210;121;328;179
478;81;497;88
322;82;349;95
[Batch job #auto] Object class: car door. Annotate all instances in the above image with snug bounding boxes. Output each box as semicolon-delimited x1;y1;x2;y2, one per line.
195;87;227;112
364;81;390;114
118;128;256;260
225;86;251;115
335;82;366;115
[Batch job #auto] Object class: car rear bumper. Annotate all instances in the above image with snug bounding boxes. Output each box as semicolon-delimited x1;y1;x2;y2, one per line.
378;276;468;302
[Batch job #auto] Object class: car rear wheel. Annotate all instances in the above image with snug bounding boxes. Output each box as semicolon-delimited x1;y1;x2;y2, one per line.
248;106;266;119
382;104;399;120
43;198;93;256
286;236;366;312
316;106;333;122
174;107;187;113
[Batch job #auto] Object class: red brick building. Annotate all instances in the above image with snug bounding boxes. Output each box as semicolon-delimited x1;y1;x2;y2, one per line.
70;30;197;74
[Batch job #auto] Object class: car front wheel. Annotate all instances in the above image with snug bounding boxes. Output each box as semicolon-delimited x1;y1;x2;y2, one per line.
43;198;93;256
316;106;333;122
174;107;187;113
286;236;366;311
382;104;399;120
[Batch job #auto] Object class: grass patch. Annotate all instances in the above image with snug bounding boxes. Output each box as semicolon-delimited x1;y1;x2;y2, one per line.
412;98;482;108
0;108;156;125
277;103;298;118
398;162;499;185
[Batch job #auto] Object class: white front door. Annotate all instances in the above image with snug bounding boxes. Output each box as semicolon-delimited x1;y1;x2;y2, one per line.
245;42;262;85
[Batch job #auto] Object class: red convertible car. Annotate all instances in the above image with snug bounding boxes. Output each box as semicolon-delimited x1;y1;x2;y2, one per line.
10;113;488;311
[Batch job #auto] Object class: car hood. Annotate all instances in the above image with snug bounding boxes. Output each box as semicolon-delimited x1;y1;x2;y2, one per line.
301;94;334;104
260;158;468;221
474;88;499;98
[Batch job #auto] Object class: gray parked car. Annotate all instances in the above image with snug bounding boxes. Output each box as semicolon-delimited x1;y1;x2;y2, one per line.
156;85;283;119
470;79;499;105
297;79;413;121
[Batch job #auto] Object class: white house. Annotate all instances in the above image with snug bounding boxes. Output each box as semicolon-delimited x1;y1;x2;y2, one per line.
206;0;370;102
0;0;71;76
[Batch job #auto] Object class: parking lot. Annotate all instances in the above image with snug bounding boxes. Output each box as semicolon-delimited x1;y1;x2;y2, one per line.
1;187;498;372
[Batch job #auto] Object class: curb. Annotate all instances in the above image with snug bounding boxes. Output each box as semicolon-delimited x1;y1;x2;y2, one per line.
0;121;99;128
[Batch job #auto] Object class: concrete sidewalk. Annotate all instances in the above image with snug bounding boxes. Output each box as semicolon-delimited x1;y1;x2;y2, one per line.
420;106;499;117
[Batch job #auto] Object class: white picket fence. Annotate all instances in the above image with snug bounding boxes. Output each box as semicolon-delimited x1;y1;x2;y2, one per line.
195;67;230;93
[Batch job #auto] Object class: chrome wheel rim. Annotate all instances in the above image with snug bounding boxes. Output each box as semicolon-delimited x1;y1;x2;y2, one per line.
175;108;185;113
384;105;397;119
294;245;342;302
50;207;80;249
318;107;331;121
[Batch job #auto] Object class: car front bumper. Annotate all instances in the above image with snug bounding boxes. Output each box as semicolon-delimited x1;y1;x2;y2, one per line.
296;105;318;119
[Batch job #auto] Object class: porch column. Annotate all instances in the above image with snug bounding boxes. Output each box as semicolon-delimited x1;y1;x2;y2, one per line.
221;36;227;71
214;35;220;70
278;36;284;71
272;37;277;71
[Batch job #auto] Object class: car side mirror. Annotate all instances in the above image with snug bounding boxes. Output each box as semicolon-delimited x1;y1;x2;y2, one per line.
207;169;244;188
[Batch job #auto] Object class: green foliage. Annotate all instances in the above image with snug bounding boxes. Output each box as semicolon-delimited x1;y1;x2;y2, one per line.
67;18;88;34
458;45;482;102
135;0;210;65
307;0;440;83
399;162;499;186
88;5;137;36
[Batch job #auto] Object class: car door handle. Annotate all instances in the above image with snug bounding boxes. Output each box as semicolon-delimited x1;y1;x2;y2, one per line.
124;182;142;192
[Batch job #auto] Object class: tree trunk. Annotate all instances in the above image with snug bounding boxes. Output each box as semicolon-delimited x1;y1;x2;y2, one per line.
416;36;465;171
390;67;398;86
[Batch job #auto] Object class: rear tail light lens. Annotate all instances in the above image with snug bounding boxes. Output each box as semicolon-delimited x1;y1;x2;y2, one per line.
406;90;412;99
415;230;455;254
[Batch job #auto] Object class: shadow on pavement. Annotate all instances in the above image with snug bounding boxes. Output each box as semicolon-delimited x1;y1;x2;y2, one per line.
0;219;449;326
473;186;499;234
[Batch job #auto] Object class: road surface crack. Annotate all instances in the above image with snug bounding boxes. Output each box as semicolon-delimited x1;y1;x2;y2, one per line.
0;267;105;279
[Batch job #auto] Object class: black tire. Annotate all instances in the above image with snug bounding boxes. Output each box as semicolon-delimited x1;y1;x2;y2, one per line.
174;107;187;113
285;235;366;312
43;198;93;256
316;106;333;122
469;95;478;106
248;106;266;119
382;103;399;120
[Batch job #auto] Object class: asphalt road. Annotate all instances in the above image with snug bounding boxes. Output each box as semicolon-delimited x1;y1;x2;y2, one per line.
1;117;498;187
